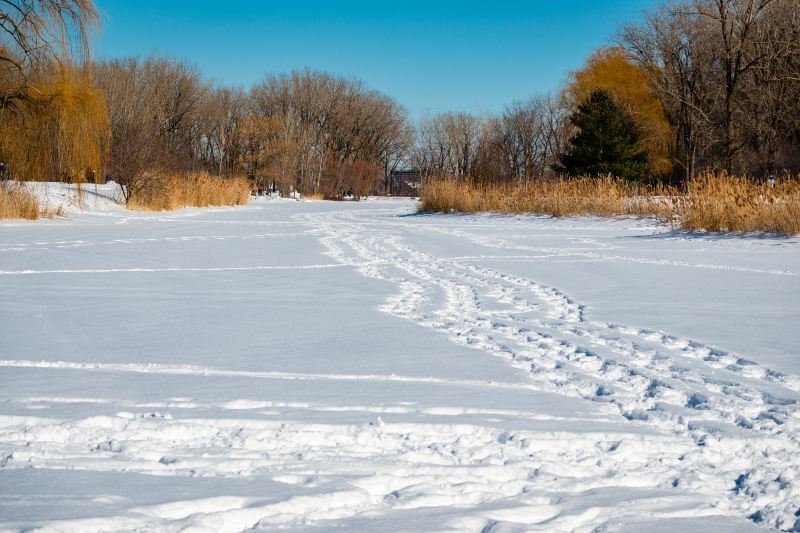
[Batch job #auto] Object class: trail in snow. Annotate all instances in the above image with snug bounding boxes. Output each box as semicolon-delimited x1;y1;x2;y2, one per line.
0;412;714;532
301;207;800;530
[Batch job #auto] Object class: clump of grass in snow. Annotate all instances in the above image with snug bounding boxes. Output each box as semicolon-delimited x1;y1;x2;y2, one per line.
0;181;40;219
0;181;63;219
127;172;250;211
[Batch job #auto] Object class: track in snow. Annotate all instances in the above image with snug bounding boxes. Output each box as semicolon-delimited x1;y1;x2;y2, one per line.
302;207;800;530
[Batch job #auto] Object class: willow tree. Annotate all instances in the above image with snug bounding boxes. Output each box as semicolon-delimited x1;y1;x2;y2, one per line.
1;0;106;182
0;66;107;182
1;0;98;108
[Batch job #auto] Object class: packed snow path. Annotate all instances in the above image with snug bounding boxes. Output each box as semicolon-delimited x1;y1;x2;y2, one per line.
1;194;798;532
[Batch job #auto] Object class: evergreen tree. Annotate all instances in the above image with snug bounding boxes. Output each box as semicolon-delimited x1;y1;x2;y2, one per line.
561;90;648;181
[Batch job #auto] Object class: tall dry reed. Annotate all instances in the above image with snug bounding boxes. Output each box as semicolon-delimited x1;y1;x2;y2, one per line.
127;172;250;211
678;172;800;235
0;181;42;220
419;173;800;236
419;176;677;219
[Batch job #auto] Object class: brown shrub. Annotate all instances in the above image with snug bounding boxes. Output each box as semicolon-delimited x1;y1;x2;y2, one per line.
127;172;250;211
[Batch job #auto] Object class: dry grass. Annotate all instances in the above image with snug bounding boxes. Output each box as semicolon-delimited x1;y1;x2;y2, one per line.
0;181;64;220
128;172;250;211
678;172;800;235
419;176;676;219
304;192;326;201
419;173;800;236
0;181;43;220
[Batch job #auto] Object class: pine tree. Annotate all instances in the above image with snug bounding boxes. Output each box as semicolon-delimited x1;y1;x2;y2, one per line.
561;90;648;181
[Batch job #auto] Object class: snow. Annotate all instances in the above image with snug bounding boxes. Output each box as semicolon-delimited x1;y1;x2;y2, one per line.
1;185;798;532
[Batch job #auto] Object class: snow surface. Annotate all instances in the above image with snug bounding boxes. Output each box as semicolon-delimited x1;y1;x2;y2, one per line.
1;183;799;532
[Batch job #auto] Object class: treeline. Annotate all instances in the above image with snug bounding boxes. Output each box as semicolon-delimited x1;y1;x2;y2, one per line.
412;0;800;183
1;2;411;203
621;0;800;180
1;0;799;207
411;96;570;182
2;52;411;200
95;61;410;200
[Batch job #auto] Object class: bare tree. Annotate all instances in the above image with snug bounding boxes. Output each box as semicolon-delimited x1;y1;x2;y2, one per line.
94;56;206;202
621;2;717;180
249;69;410;197
412;112;485;178
621;0;800;179
742;0;800;174
498;95;569;180
699;0;779;172
194;86;247;177
412;96;568;183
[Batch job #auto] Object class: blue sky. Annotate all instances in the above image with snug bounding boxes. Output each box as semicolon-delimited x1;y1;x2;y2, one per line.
94;1;655;116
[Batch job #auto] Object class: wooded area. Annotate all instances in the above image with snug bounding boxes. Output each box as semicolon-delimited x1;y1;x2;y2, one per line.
1;0;799;206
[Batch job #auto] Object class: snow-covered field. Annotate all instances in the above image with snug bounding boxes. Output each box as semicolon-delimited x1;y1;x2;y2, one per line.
1;184;799;532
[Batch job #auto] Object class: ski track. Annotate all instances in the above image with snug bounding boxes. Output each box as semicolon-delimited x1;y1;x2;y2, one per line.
0;264;350;276
0;232;307;253
1;205;798;532
0;359;533;391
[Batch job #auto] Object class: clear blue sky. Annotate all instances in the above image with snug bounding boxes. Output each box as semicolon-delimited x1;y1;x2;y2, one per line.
94;0;655;116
